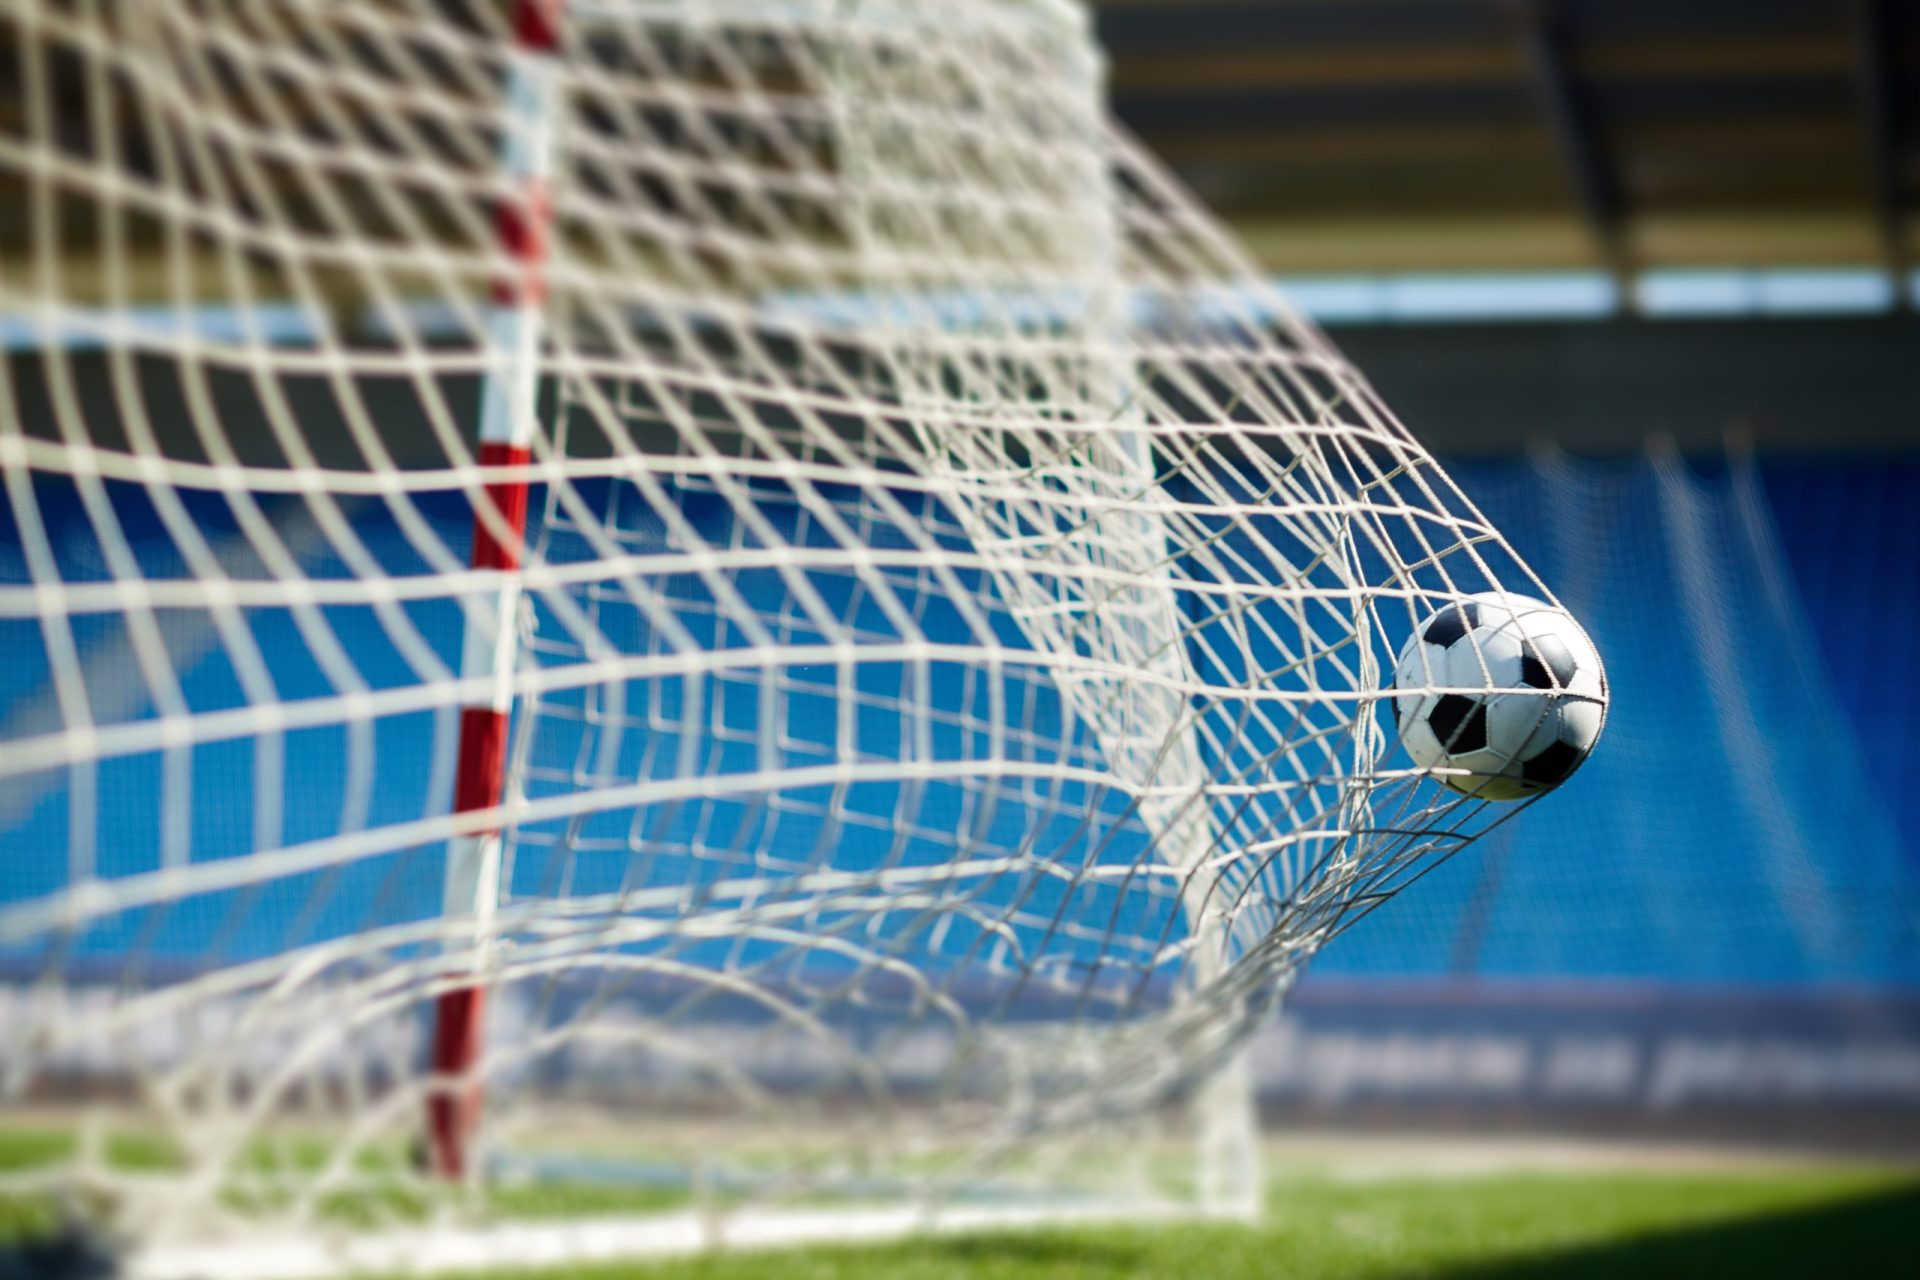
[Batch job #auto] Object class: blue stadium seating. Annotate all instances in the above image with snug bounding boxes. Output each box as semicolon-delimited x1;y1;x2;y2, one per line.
1322;452;1920;986
4;453;1917;991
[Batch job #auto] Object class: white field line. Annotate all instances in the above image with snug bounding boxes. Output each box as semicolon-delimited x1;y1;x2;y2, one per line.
130;1199;1190;1280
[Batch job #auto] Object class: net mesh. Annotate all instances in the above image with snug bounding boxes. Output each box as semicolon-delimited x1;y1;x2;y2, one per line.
1;0;1574;1263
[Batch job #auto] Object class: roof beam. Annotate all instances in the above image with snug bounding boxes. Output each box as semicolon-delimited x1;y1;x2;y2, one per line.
1111;47;1523;92
1509;0;1629;282
1140;116;1858;170
1111;38;1852;94
1845;0;1909;302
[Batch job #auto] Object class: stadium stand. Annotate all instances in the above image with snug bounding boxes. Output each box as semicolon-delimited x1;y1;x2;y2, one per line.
6;445;1914;987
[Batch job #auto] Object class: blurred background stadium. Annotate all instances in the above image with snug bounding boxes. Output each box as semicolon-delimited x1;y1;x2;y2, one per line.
1088;0;1920;1152
4;0;1918;1193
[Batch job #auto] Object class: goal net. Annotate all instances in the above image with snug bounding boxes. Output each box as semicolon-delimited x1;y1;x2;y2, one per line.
0;0;1570;1273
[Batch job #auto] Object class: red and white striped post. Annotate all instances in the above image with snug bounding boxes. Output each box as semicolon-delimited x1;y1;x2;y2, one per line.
427;0;564;1182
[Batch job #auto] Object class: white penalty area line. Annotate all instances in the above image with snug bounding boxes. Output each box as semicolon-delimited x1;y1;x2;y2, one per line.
129;1198;1194;1280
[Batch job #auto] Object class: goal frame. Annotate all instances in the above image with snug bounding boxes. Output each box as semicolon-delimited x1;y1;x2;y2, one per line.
425;0;562;1186
0;2;1581;1274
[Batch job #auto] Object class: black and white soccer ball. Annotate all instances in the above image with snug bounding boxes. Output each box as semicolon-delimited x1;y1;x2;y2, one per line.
1390;591;1608;801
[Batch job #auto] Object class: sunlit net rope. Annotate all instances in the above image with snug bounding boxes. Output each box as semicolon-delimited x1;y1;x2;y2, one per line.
1;0;1555;1266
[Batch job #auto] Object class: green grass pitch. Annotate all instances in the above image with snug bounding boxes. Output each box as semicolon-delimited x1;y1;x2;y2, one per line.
3;1127;1913;1279
499;1167;1917;1280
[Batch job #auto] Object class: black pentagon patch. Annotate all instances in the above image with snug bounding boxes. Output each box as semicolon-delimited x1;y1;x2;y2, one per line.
1422;601;1481;649
1428;694;1487;753
1455;706;1488;753
1522;737;1584;786
1524;633;1578;688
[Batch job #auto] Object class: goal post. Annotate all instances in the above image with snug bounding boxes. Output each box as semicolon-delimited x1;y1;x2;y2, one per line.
0;1;1578;1273
428;0;564;1186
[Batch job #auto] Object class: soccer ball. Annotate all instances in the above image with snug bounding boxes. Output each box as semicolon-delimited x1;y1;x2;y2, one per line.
1390;591;1608;800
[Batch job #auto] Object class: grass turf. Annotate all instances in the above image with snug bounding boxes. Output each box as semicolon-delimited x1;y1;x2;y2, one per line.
3;1127;1913;1279
456;1166;1918;1280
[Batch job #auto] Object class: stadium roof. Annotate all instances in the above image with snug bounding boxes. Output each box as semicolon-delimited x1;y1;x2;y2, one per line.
1095;0;1918;278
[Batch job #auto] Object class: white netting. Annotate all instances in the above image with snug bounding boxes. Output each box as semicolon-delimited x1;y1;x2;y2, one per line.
0;0;1579;1270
